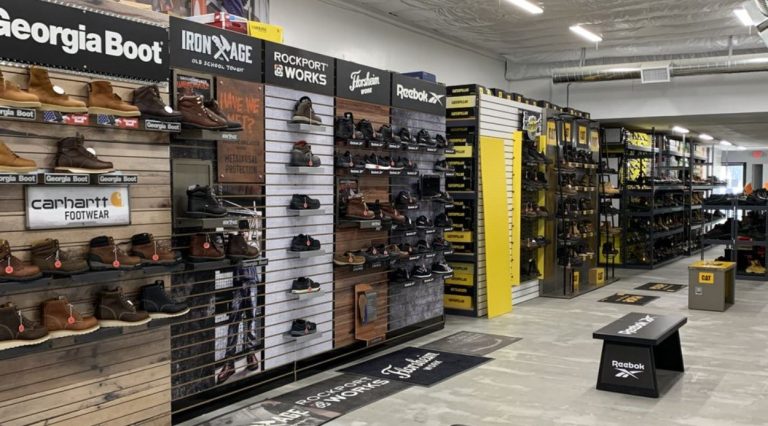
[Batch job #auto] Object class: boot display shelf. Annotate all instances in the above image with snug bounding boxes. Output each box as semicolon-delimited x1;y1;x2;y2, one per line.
700;201;768;280
0;105;182;133
176;128;240;141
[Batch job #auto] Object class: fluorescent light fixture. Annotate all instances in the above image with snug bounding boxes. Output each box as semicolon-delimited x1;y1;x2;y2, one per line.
743;57;768;64
605;67;641;73
570;25;603;43
737;146;747;151
506;0;543;14
672;126;689;134
720;140;733;146
698;134;714;141
734;8;754;26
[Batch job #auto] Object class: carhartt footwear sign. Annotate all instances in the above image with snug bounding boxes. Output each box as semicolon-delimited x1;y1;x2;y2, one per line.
26;186;130;229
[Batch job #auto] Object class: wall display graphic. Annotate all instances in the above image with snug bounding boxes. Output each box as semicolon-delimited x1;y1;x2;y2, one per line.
25;186;130;230
391;74;446;116
265;42;335;96
169;16;263;82
335;59;391;105
0;0;169;81
175;72;214;101
216;78;265;183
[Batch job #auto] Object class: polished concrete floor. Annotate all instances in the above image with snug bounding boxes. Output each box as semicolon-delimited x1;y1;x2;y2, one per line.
189;255;768;426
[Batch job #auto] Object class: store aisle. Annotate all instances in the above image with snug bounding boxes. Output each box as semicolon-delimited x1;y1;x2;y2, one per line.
190;254;768;426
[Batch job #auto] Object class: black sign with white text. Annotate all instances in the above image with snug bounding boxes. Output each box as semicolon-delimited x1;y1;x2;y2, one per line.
391;73;446;115
0;0;169;81
265;42;334;95
169;17;262;82
336;59;390;105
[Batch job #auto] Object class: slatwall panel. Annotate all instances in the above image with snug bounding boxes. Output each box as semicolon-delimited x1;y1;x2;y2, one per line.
263;86;334;370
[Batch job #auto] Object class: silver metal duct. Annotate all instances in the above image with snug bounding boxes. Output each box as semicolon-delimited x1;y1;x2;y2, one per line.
552;53;768;83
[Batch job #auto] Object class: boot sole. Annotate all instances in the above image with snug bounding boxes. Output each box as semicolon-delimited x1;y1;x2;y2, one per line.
333;259;365;266
54;166;115;174
140;114;182;122
138;259;181;266
290;116;323;126
41;267;91;276
228;255;261;262
0;273;44;282
40;104;88;114
0;99;42;108
187;256;227;263
99;318;152;327
87;107;141;117
48;325;100;338
0;165;37;172
88;260;140;271
0;335;51;350
181;122;227;130
184;211;228;218
148;309;190;319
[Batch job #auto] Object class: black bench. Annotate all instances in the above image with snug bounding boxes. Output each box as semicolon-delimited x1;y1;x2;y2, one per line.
593;312;687;397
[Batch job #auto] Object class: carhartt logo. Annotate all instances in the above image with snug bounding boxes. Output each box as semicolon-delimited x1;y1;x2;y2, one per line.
396;84;445;106
617;315;655;335
612;360;645;379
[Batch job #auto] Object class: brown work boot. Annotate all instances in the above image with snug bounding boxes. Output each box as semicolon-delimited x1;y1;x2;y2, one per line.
87;81;140;117
96;287;151;327
203;99;242;131
30;239;89;276
290;96;322;125
42;296;99;338
0;141;37;172
130;233;180;265
88;236;142;270
380;202;406;224
0;71;41;108
345;197;375;220
227;233;260;261
55;135;114;173
132;85;182;121
28;66;87;113
0;239;42;282
178;95;227;130
0;302;49;350
188;234;226;262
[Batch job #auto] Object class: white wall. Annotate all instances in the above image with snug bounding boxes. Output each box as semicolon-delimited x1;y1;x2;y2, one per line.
269;0;507;88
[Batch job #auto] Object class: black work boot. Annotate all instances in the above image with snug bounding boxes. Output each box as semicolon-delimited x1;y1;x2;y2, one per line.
140;280;190;318
186;185;227;218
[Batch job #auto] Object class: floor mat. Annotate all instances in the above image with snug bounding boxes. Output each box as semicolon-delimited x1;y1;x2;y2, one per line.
599;293;659;306
421;331;521;356
636;282;687;292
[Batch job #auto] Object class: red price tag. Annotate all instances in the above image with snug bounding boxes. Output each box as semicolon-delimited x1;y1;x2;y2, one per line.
4;266;13;274
112;260;120;268
54;260;62;269
18;324;24;333
203;242;211;249
152;254;160;262
67;316;75;325
308;159;313;167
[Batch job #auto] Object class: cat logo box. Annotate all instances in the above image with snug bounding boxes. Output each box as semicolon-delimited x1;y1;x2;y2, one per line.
590;268;605;286
248;21;284;44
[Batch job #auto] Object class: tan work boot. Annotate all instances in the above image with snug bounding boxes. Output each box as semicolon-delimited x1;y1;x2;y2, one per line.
0;239;42;282
88;236;142;270
0;141;37;172
42;296;100;338
0;71;41;108
130;233;180;265
30;239;89;276
87;81;140;117
28;66;87;113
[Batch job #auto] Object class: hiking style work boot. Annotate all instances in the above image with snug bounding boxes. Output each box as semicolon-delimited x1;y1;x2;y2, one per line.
55;136;114;174
289;319;317;337
335;112;355;139
289;194;320;210
0;141;37;172
227;233;260;261
28;66;87;113
291;96;322;125
345;197;375;220
290;141;321;167
186;185;227;218
333;251;366;266
290;235;321;252
140;280;190;318
188;234;226;262
0;71;41;108
204;99;243;131
87;81;140;116
30;239;89;276
88;236;142;270
132;85;183;121
96;287;151;327
0;239;42;282
130;233;180;265
0;303;49;350
178;95;227;129
42;296;99;338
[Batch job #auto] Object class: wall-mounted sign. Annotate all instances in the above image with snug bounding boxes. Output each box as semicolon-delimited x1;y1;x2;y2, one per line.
0;0;169;81
265;42;334;96
169;17;262;82
391;74;446;115
216;78;264;183
26;186;130;230
336;60;390;105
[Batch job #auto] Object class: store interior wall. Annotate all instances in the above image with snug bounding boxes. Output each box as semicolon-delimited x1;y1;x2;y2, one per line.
718;149;768;188
268;0;508;88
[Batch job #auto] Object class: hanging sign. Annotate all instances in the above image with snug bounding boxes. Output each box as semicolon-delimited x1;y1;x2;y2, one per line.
265;42;334;95
335;59;390;105
26;186;130;230
391;73;446;115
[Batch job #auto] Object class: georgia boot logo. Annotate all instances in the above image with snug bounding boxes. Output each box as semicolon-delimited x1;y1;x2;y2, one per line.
181;30;253;64
396;84;445;106
612;360;645;379
349;70;381;95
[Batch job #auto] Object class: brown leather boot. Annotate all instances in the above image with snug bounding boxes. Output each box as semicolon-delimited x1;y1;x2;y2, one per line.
42;296;99;338
0;239;42;282
345;197;375;220
188;234;226;262
132;85;182;121
130;233;180;265
203;99;242;131
88;236;142;270
0;302;49;350
178;95;227;130
290;96;322;125
30;239;89;276
380;203;406;223
0;141;37;172
87;81;140;117
0;71;41;108
96;287;151;327
55;135;114;174
28;66;87;113
227;233;260;261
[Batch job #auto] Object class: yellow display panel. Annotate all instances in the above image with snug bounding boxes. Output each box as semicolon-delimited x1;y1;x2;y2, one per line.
446;145;473;159
699;272;715;284
444;294;474;310
511;132;523;286
447;96;477;109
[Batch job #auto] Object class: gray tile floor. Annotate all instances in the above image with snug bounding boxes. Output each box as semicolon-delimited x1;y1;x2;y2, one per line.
188;255;768;426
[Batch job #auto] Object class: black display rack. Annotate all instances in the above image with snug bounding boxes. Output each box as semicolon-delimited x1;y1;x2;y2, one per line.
702;200;768;280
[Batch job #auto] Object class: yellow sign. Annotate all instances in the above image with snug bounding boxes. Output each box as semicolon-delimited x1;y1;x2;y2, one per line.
446;145;473;159
446;273;474;286
699;272;715;284
563;122;572;142
590;129;600;150
448;263;474;274
573;270;580;291
578;126;587;145
444;294;473;310
445;231;473;243
547;120;557;143
447;96;477;109
247;21;284;44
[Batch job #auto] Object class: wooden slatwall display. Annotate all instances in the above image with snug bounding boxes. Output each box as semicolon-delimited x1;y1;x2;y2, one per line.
0;66;173;425
263;86;334;370
333;98;390;348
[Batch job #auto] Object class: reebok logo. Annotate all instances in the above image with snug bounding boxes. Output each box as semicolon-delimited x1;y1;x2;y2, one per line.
617;315;655;335
611;360;645;379
273;51;328;86
181;30;253;64
349;70;380;95
396;84;444;106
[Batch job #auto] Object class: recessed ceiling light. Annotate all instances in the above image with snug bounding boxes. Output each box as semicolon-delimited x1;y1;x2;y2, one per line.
570;25;602;43
698;134;714;141
720;140;733;146
737;146;747;151
734;8;754;26
672;126;689;134
506;0;543;14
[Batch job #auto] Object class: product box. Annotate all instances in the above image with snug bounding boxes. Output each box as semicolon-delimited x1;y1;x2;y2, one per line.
247;20;284;44
186;13;249;34
448;84;485;96
446;273;474;287
403;71;437;83
444;294;473;311
446;107;477;120
590;268;606;286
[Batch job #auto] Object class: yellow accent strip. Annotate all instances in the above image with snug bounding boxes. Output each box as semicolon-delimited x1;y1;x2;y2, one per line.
511;132;523;286
537;134;547;279
447;95;477;109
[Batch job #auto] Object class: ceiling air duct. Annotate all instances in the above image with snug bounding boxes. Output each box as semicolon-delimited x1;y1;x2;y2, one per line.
745;0;768;46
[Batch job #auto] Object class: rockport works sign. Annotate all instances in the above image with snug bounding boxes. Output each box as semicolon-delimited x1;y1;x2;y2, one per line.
265;42;335;96
26;186;130;230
